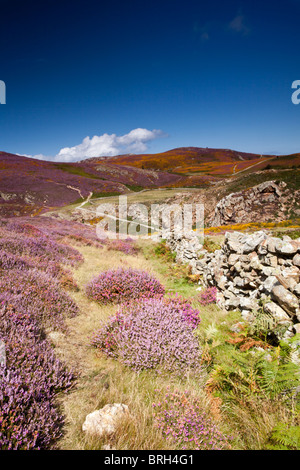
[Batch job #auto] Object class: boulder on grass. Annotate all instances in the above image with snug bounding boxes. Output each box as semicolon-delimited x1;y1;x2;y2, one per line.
82;404;130;438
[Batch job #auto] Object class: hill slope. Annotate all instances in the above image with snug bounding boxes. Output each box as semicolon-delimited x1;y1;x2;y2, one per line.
0;147;299;218
0;151;180;216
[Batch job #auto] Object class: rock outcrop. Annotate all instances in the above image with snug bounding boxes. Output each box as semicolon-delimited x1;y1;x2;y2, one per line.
210;181;291;227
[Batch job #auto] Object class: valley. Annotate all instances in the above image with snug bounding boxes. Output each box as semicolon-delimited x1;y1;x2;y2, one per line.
1;146;300;451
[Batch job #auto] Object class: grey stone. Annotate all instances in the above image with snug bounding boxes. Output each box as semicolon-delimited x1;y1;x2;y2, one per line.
264;255;278;267
264;301;292;323
228;253;241;265
241;231;267;254
239;297;258;310
271;284;299;317
261;266;277;277
293;253;300;267
224;231;244;253
266;237;278;254
275;239;299;255
293;323;300;335
233;276;245;287
224;295;241;310
250;255;264;270
293;284;300;297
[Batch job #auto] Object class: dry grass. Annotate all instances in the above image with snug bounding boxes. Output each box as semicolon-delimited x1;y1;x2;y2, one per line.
50;240;297;451
53;243;210;450
222;397;294;450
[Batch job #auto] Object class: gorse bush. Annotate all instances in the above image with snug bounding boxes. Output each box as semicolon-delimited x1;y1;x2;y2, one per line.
152;388;232;450
86;268;165;304
92;296;202;376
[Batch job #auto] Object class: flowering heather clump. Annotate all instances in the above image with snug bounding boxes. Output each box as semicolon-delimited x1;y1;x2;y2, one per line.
199;286;218;306
0;268;78;330
91;297;202;376
152;389;232;450
0;216;82;448
0;234;83;266
107;238;140;255
64;233;105;248
0;249;79;292
86;268;165;304
5;220;45;237
3;216;105;247
164;294;201;328
0;305;75;449
0;249;32;270
54;266;79;291
91;311;125;358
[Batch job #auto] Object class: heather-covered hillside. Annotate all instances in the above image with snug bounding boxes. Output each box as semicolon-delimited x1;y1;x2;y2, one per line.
0;152;180;217
105;146;274;174
0;147;299;221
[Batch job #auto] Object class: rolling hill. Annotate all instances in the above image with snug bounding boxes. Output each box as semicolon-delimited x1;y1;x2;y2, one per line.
84;146;279;188
0;147;299;218
0;151;180;216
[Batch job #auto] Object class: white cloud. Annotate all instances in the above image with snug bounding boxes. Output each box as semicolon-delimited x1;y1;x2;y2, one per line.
22;128;167;162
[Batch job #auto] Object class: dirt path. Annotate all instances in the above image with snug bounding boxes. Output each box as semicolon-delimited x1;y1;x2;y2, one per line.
53;243;169;450
234;157;275;175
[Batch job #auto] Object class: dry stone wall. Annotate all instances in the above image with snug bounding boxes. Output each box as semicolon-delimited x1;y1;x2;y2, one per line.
164;229;300;339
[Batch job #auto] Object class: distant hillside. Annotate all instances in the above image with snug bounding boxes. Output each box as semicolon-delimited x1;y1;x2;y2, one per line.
102;146;274;174
0;147;299;218
0;151;180;216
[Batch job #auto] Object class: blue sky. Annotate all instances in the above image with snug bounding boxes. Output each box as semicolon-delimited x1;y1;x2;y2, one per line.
0;0;300;161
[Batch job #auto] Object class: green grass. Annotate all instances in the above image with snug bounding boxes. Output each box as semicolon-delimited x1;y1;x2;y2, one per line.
125;184;145;192
90;191;122;199
54;163;106;181
84;188;200;207
271;228;300;239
